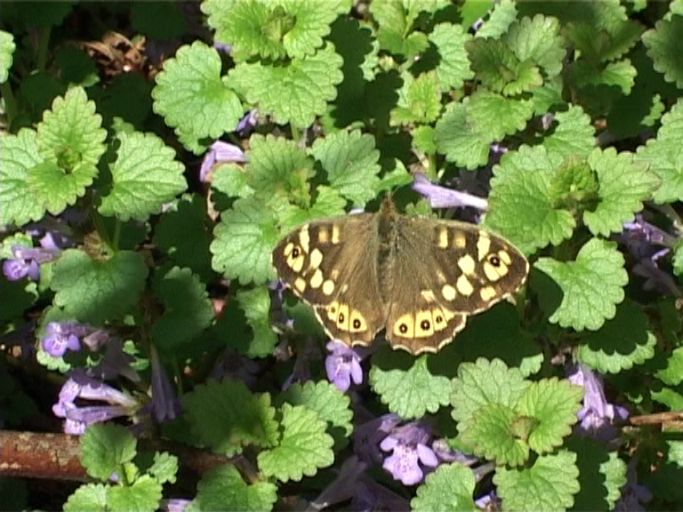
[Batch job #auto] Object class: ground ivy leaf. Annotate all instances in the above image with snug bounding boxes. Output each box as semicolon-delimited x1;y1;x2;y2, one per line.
542;106;595;161
635;99;683;203
370;353;451;419
534;239;627;331
210;197;279;285
152;41;243;153
99;131;186;221
248;134;314;204
460;402;530;466
279;0;340;59
573;59;637;95
411;463;476;512
428;23;473;92
0;30;15;83
236;286;278;357
516;379;582;454
485;145;575;254
476;0;517;39
212;164;254;199
106;475;162;512
652;387;683;410
279;380;353;446
257;404;334;482
228;43;343;128
674;243;683;277
311;129;381;206
656;346;683;386
64;483;108;512
494;450;580;512
81;424;137;481
0;129;46;225
578;300;656;374
451;358;530;425
147;452;178;485
466;38;532;94
181;379;278;456
193;465;277;512
643;14;683;89
434;101;490;170
151;267;213;350
51;249;148;324
668;441;683;468
276;186;346;232
583;148;659;236
390;71;441;126
467;90;534;141
506;15;565;78
371;0;429;57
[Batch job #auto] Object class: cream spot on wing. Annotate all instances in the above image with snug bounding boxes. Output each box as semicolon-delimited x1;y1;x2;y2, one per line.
331;225;341;244
453;232;466;249
441;284;457;301
480;285;497;301
337;304;350;330
499;250;512;265
322;280;335;296
318;227;329;243
299;225;310;253
286;246;305;272
438;228;449;248
294;277;307;293
284;242;294;256
456;274;474;296
309;248;323;269
432;308;447;331
416;310;434;337
483;261;508;281
457;254;476;276
350;310;367;332
393;314;414;338
421;289;437;302
477;233;491;261
309;269;323;288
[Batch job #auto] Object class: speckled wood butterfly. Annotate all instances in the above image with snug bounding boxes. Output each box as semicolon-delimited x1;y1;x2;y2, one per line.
272;197;528;354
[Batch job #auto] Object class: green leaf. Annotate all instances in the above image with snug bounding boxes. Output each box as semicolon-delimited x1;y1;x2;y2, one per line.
542;106;595;161
578;300;657;374
635;99;683;204
370;353;451;419
81;424;137;481
212;164;254;199
276;186;347;231
370;0;429;57
485;145;575;254
0;129;45;226
642;14;683;89
494;451;580;512
106;475;162;512
228;43;343;128
434;101;490;170
311;129;381;206
656;346;683;386
428;23;474;92
51;249;149;325
534;239;627;331
467;90;534;141
64;483;108;512
467;38;540;95
279;380;353;445
411;463;476;512
391;71;441;126
236;286;278;357
476;0;517;39
573;59;637;95
674;243;683;277
0;30;15;83
98;132;186;221
181;379;278;456
460;402;530;466
516;379;582;454
247;134;314;204
451;358;530;424
652;387;683;410
147;452;178;485
151;267;213;350
193;465;277;512
582;148;659;236
668;441;683;468
257;404;334;482
506;15;565;78
210;197;280;285
152;41;243;153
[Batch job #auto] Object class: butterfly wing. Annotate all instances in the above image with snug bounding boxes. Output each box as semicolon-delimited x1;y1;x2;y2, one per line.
384;217;528;354
272;214;386;347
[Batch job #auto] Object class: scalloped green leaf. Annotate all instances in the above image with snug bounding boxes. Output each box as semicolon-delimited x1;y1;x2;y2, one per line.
193;465;277;512
0;30;15;83
411;463;476;512
643;14;683;89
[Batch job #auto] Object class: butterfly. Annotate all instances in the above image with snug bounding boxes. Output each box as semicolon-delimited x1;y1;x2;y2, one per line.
272;197;528;354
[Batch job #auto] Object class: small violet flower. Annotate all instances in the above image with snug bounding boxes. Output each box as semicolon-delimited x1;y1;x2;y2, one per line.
325;340;364;392
161;499;191;512
2;232;65;282
412;173;488;211
236;109;258;136
42;322;90;358
150;346;180;422
379;421;439;486
568;363;628;441
199;140;247;182
52;371;140;435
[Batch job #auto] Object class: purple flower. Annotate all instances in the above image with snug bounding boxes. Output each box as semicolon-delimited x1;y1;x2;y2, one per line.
354;413;402;464
475;491;501;510
412;173;488;211
325;340;364;391
236;109;258;136
42;322;89;357
379;421;439;486
2;233;65;282
150;346;180;422
2;257;39;281
568;364;629;441
52;371;140;434
161;499;191;512
199;140;246;182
